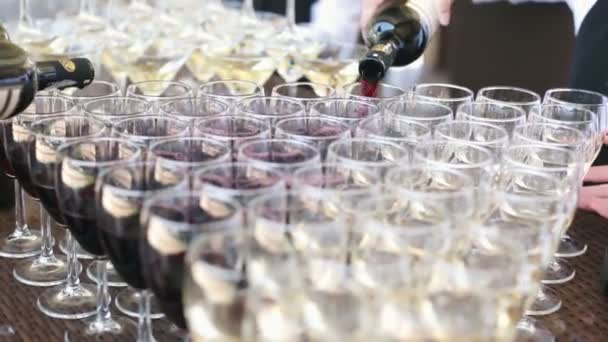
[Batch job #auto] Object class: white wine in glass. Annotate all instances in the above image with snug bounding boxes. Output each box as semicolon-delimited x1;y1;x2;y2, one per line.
297;42;367;90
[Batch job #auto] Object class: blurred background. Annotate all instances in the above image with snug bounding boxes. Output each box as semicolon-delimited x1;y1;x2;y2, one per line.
0;0;575;94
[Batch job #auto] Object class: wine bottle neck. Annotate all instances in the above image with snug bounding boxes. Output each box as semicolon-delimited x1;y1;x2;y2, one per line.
359;41;398;82
36;58;95;91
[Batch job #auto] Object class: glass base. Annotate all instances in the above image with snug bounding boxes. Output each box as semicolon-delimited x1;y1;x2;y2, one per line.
555;235;587;258
542;258;576;284
67;316;137;340
526;286;562;316
0;325;15;337
87;261;127;287
13;255;69;287
115;288;165;319
59;236;95;260
0;228;42;259
37;283;97;319
517;316;555;342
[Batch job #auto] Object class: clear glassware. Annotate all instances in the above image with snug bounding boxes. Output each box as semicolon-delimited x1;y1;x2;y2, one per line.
56;137;142;338
342;82;408;107
456;101;526;136
96;161;187;341
8;96;76;287
83;97;153;126
415;140;497;181
7;0;56;49
529;104;601;258
271;82;336;111
60;0;108;35
0;115;41;259
266;26;324;83
504;144;582;316
194;116;271;160
275;117;351;160
30;115;106;319
140;190;242;334
434;120;509;158
411;83;475;114
326;138;412;180
384;99;453;131
112;115;190;149
544;88;608;132
124;37;194;85
237;139;320;181
213;40;277;86
310;99;381;132
235;96;306;127
199;80;264;106
477;86;542;118
160;98;230;124
126;81;194;108
295;41;367;89
356;114;432;149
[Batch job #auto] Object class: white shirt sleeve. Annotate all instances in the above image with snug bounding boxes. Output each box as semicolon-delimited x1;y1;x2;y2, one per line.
310;0;363;44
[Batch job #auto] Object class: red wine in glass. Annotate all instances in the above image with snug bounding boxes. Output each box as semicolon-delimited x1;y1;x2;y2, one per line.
360;80;379;98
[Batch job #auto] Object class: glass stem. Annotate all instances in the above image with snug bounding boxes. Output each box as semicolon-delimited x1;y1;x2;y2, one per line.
18;0;33;27
65;231;81;289
286;0;296;30
137;290;156;342
79;0;93;16
242;0;255;17
95;259;112;324
39;207;54;259
12;181;29;237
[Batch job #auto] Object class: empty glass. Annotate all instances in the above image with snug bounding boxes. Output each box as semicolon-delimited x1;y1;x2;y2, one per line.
356;115;431;148
544;88;608;131
275;117;351;160
456;101;526;136
199;80;264;105
127;81;194;113
235;96;306;127
434;120;509;158
412;83;475;114
310;99;381;131
83;97;153;126
160;98;230;123
384;99;453;131
271;82;336;111
477;86;542;117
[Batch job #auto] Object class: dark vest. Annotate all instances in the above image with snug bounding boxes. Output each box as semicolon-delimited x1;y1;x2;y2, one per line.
571;0;608;165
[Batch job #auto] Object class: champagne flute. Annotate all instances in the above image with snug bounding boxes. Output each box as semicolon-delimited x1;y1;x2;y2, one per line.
30;115;106;319
411;83;475;114
477;86;541;118
384;99;453;131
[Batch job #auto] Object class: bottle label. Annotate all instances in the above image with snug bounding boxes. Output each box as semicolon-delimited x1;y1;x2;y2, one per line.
58;58;76;73
371;44;395;55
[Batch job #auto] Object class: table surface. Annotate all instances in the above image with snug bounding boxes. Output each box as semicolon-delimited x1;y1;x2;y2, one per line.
0;199;606;341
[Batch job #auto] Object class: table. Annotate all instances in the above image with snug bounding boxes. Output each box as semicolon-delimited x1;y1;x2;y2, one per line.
0;200;606;341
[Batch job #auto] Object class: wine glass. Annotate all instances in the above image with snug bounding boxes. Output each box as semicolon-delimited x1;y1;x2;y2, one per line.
96;161;186;341
29;115;106;319
59;0;108;35
186;31;236;84
529;104;601;258
83;97;153;125
8;96;76;287
544;88;608;132
271;82;336;111
160;98;230;124
434;120;509;158
477;86;542;118
193;116;271;160
411;83;475;114
356;114;432;148
140;190;242;333
274;117;351;160
0;115;41;259
213;40;277;87
296;41;367;89
310;99;381;132
456;101;526;137
235;96;306;128
342;82;408;107
199;80;264;106
149;137;232;187
56;137;142;338
383;99;453;131
126;81;194;110
326;138;413;180
7;0;56;49
237;139;321;181
113;115;190;149
125;37;194;85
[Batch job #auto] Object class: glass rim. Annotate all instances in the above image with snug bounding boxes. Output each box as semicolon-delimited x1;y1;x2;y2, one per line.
57;137;142;168
531;104;598;125
513;122;587;147
275;116;351;140
198;80;264;98
194;162;287;196
458;101;526;123
185;231;246;279
19;96;76;117
545;88;608;106
434;120;510;145
504;143;580;172
194;115;271;138
342;82;408;99
113;114;190;141
31;115;106;141
271;82;337;100
159;97;231;117
415;140;497;170
384;99;453;119
310;98;381;117
126;81;193;98
149;137;232;165
413;83;475;102
497;168;569;203
292;162;382;189
238;138;321;166
328;138;410;166
235;96;306;117
477;86;542;106
385;164;476;199
97;161;185;199
58;81;121;101
83;96;153;116
358;115;432;140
